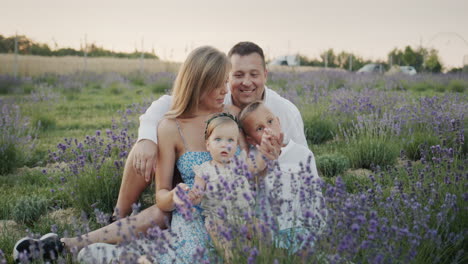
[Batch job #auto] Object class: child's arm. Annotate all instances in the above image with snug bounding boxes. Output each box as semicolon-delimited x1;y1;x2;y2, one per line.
188;175;206;205
245;148;267;175
246;128;284;174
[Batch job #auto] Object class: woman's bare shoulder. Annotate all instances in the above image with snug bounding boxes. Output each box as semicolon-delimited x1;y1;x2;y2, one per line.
158;118;179;137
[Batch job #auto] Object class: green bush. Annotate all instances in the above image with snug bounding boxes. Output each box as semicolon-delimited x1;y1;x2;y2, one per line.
21;83;36;94
304;115;336;144
0;143;18;175
66;159;122;215
32;114;57;131
34;73;58;86
24;147;48;167
404;82;446;93
402;132;440;161
11;195;49;225
0;191;14;220
129;74;145;86
107;82;124;95
448;80;466;93
0;76;23;94
316;153;350;177
151;82;172;94
0;103;37;174
340;172;372;193
90;82;102;90
409;82;429;92
343;136;399;170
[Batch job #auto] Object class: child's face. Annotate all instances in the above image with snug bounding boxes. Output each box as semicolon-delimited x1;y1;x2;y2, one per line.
242;105;281;146
206;122;239;163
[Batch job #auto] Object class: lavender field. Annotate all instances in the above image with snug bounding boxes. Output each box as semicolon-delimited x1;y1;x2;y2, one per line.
0;70;466;263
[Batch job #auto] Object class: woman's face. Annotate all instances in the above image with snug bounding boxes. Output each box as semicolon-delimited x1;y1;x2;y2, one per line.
199;74;229;112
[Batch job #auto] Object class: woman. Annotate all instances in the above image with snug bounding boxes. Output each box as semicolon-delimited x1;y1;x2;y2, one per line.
152;45;236;262
13;46;235;264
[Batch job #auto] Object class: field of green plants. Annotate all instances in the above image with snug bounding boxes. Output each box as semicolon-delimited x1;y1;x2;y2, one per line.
0;70;466;263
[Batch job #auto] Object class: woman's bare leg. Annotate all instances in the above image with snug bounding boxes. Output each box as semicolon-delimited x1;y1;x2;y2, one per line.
61;205;169;252
114;145;153;218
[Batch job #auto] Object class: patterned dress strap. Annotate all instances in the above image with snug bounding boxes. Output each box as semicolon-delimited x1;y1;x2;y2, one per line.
175;119;189;152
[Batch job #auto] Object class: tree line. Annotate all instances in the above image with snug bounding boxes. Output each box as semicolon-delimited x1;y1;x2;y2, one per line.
0;34;158;59
0;34;451;72
298;46;444;73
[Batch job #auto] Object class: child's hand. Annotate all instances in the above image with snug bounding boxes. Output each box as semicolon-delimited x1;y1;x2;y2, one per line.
173;183;190;206
257;128;282;160
188;185;204;205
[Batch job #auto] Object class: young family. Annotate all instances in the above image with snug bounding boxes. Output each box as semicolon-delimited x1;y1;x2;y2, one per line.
13;42;326;263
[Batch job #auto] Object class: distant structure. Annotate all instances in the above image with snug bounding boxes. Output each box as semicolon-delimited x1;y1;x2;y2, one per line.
268;54;300;66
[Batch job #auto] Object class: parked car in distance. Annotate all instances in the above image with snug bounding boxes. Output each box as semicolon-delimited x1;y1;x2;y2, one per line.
399;66;417;75
357;63;385;74
386;65;417;76
268;55;300;66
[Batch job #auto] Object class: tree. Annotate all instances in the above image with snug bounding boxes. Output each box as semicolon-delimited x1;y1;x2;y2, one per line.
423;49;443;73
31;43;52;56
388;48;403;66
320;49;337;68
402;46;424;71
298;55;322;67
0;34;159;59
336;51;350;68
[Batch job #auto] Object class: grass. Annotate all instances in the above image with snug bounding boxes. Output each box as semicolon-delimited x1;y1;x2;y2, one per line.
14;83;152;154
0;70;466;263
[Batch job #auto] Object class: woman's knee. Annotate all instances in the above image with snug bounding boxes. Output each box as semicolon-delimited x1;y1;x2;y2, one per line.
146;205;171;229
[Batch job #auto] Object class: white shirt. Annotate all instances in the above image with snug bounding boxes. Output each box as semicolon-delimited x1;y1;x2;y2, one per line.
137;86;308;147
262;140;326;232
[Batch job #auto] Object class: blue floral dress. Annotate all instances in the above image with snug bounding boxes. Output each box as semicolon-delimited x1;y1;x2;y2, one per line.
159;120;212;263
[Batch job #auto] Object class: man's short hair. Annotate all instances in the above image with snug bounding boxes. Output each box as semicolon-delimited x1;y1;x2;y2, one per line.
228;42;266;69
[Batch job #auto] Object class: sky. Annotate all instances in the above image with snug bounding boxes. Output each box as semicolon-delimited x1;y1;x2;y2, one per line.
2;0;468;68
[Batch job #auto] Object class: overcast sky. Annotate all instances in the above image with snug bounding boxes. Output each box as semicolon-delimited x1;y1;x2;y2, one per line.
2;0;468;68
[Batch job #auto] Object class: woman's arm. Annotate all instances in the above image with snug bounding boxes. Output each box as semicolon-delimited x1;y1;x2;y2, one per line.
155;118;180;212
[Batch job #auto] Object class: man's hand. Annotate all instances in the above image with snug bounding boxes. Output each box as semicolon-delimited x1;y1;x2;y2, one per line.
256;128;283;160
132;139;157;182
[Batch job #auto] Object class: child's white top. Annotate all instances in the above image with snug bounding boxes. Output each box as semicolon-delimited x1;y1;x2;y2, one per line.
262;140;327;232
193;157;254;222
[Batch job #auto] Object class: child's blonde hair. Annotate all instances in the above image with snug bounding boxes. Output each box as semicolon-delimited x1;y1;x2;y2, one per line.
166;46;230;119
205;113;240;140
238;100;263;128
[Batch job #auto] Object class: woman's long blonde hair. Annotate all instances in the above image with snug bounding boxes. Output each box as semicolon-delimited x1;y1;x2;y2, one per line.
166;46;230;119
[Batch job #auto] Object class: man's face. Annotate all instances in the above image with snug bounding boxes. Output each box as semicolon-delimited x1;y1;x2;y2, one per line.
242;105;281;146
229;53;268;108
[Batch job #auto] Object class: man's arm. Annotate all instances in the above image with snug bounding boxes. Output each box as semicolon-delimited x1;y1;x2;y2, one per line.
137;95;172;143
134;95;172;181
